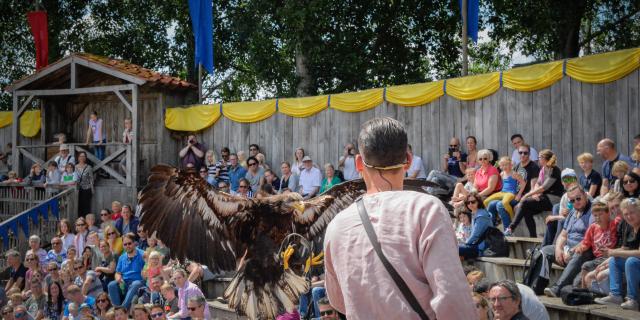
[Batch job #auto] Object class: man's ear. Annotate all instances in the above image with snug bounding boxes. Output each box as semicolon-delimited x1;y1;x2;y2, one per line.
355;154;364;172
404;152;413;171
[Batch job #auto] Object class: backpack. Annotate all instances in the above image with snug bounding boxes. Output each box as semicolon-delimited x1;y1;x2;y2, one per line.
523;244;549;295
480;227;509;257
561;288;595;306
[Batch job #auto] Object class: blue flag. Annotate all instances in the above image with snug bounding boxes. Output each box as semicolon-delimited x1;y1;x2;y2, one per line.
189;0;214;74
458;0;479;43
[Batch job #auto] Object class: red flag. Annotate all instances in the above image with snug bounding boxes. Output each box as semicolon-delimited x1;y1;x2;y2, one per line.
27;11;49;70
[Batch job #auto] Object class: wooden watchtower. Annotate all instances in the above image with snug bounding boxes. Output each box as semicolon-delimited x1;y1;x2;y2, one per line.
7;53;196;210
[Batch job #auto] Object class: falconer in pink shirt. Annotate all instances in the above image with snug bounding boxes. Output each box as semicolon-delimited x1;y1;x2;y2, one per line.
324;117;477;320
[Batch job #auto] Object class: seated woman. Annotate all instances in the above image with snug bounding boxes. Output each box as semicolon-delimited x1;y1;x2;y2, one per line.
506;149;563;237
483;157;525;229
609;161;630;194
458;192;493;260
474;149;502;198
450;167;477;208
621;172;640;198
320;163;342;193
595;198;640;311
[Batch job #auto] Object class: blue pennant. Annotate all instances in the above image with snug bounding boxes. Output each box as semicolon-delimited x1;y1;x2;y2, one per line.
0;225;8;249
39;205;49;221
50;198;60;219
6;220;19;238
29;209;40;227
17;214;30;237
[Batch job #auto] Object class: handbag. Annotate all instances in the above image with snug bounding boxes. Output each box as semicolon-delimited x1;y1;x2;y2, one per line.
356;199;430;320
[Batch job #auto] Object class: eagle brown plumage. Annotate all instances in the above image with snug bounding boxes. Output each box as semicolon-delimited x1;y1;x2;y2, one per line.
137;164;438;319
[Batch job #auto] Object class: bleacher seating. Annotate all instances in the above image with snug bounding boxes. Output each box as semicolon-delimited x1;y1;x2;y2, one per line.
207;235;634;319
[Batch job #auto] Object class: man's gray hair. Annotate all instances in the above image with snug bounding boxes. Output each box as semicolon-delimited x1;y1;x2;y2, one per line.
357;117;407;168
5;249;20;259
29;234;41;244
188;295;206;306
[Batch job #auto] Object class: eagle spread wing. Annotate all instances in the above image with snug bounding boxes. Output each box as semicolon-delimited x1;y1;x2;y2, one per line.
138;164;435;319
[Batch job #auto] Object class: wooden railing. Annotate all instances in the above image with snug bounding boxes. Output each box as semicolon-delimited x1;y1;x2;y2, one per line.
0;186;77;269
16;142;132;186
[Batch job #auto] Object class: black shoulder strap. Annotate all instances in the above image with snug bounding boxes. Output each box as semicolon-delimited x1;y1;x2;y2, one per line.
356;198;430;320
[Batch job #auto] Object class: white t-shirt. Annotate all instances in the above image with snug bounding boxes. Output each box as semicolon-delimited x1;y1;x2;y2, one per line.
408;155;427;179
511;147;539;166
299;167;322;195
340;156;361;180
517;283;550;320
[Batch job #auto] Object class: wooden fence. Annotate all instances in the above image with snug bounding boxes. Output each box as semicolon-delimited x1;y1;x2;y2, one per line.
179;69;640;178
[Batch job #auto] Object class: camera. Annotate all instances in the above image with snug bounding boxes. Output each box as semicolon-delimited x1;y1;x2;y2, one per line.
189;139;195;144
448;147;456;157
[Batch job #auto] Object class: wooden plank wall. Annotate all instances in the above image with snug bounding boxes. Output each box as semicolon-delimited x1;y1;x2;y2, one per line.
184;70;640;178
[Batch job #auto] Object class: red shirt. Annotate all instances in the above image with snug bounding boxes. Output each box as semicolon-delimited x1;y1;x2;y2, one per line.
580;218;619;258
474;165;502;194
111;212;122;220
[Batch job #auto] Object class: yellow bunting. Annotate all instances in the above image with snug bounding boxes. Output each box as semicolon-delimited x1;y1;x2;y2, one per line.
330;88;383;112
503;61;563;91
222;99;277;123
446;72;501;101
386;81;444;106
165;104;221;132
19;110;41;137
0;111;12;128
278;95;328;117
566;48;640;83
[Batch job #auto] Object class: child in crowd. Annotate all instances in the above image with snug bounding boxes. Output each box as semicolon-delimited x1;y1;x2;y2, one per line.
161;282;180;316
450;167;477;208
2;171;22;183
143;251;164;287
85;213;100;233
483;157;525;229
455;211;472;244
61;163;78;186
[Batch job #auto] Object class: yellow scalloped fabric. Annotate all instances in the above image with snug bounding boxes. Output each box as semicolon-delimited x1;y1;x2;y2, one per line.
222;100;277;123
165;104;221;132
566;48;640;83
278;95;328;117
329;88;384;112
386;81;444;106
446;72;500;100
503;61;563;91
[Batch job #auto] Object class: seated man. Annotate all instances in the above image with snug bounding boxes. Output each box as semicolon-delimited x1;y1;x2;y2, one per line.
107;233;145;310
137;275;165;305
63;285;96;319
542;186;594;297
317;297;340;320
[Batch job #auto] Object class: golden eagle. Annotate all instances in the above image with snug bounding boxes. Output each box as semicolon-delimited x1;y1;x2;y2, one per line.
138;164;437;319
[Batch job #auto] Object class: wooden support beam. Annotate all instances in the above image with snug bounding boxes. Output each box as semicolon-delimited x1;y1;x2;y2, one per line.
7;57;72;92
114;90;132;113
73;58;146;85
12;95;19;174
70;60;76;89
15;84;134;97
17;95;35;117
75;146;127;185
18;148;45;166
131;85;139;189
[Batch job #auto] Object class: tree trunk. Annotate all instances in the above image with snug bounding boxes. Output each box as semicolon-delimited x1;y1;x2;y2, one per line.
556;0;586;59
295;46;311;97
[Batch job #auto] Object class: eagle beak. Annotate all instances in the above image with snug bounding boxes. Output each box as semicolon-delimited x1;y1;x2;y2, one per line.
293;201;306;214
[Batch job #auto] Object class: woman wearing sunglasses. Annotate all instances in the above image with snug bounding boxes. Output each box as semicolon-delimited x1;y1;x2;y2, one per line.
506;149;564;237
621;172;640;198
459;192;493;260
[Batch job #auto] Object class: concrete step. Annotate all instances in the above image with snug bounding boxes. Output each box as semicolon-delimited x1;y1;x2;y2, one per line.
539;296;640;320
473;256;564;284
203;277;233;300
512;210;550;238
506;236;543;259
208;299;247;320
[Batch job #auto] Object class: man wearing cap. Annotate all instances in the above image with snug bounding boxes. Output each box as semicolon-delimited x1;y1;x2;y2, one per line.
324;117;476;319
54;144;75;173
298;156;322;199
542;185;594;297
542;168;581;246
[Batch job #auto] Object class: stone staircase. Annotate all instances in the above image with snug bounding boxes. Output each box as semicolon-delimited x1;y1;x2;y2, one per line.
206;234;640;320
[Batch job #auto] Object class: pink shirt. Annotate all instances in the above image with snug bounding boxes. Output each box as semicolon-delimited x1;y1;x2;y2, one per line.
474;165;501;194
324;191;477;320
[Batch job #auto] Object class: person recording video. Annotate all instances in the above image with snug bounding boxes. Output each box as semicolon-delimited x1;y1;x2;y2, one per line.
179;134;205;169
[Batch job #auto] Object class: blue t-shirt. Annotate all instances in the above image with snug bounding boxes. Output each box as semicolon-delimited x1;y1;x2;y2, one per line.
501;175;519;194
602;153;633;184
563;206;594;248
447;153;468;178
228;165;248;192
116;248;145;282
579;170;602;196
63;296;95;316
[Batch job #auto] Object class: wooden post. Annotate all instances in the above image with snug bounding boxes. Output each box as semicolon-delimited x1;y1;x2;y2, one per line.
70;60;76;89
462;0;469;76
12;94;19;175
198;63;203;103
131;85;139;190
